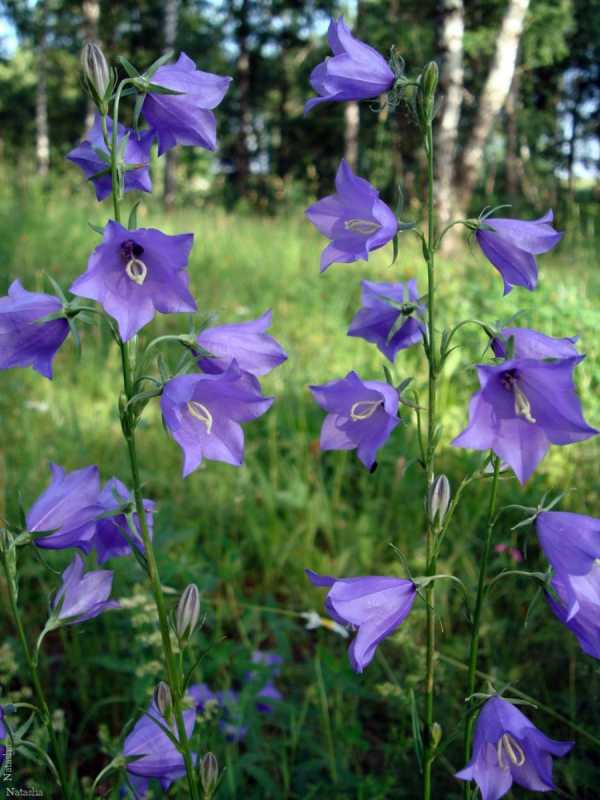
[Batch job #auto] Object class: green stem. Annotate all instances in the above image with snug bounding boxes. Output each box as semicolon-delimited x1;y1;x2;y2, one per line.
107;78;199;800
462;455;501;799
1;553;71;797
422;119;437;800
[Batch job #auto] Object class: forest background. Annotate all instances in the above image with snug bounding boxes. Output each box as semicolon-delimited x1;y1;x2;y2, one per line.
0;0;599;798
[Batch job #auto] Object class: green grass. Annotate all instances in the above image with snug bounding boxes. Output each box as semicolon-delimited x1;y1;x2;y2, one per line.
0;181;599;798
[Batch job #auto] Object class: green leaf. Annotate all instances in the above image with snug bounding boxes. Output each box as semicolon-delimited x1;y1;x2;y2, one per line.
119;56;140;78
142;82;185;96
144;51;174;79
128;200;141;231
133;92;145;131
44;274;67;303
88;221;105;235
67;316;82;359
409;689;423;772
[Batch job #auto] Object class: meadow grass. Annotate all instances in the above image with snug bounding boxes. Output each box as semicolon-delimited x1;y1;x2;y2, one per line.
0;182;599;798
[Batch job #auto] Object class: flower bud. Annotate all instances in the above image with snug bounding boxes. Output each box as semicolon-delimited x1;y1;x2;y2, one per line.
81;42;110;106
432;721;442;748
153;681;172;719
199;751;219;797
175;583;201;642
422;61;439;100
428;474;451;525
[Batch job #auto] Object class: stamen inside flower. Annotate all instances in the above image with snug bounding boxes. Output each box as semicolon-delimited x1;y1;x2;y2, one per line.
501;369;536;424
496;733;526;770
344;219;382;236
187;401;213;434
120;239;148;286
350;399;383;421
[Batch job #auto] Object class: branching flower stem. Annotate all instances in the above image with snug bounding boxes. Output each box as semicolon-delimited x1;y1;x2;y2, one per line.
108;79;200;800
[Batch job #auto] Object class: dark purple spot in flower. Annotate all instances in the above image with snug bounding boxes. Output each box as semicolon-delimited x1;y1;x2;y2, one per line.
120;240;144;261
500;368;520;391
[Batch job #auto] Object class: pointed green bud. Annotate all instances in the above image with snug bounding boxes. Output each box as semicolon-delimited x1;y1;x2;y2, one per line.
432;721;442;748
81;42;110;110
200;752;219;797
176;583;201;642
428;474;451;525
422;61;439;100
153;681;172;719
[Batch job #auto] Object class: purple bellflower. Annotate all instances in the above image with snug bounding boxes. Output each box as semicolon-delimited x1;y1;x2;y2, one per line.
142;53;232;155
537;510;600;659
216;690;248;742
491;327;579;360
70;221;196;341
0;280;69;379
28;464;101;552
93;478;155;564
306;569;417;672
123;698;196;798
452;357;597;484
51;554;119;625
248;651;283;712
305;160;398;272
348;279;424;361
456;695;573;800
310;371;400;470
188;683;219;714
66;115;153;201
305;17;395;113
0;707;5;765
475;211;563;294
196;310;288;377
160;361;274;477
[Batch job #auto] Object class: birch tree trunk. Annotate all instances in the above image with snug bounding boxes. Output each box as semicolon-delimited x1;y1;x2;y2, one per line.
505;69;522;201
454;0;530;216
35;0;50;178
435;0;464;227
344;102;360;170
163;0;179;210
82;0;100;132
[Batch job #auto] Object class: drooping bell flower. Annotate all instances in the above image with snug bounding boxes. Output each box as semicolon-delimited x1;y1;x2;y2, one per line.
347;279;424;361
546;575;600;660
160;361;274;477
0;280;69;379
305;160;398;272
196;310;288;377
491;327;579;360
141;53;232;155
70;221;196;341
51;554;119;625
216;689;248;742
456;695;573;799
306;569;416;673
93;478;155;564
452;357;597;484
305;17;395;113
188;683;219;715
28;464;101;552
310;371;400;470
247;651;283;712
475;211;563;294
66;115;153;201
0;706;6;765
123;698;196;797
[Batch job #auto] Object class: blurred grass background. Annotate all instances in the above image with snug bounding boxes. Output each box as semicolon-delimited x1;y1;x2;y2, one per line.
0;179;599;798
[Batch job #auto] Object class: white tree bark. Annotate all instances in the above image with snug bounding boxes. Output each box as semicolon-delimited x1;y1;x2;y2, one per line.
344;102;360;170
436;0;464;227
35;0;49;177
455;0;530;213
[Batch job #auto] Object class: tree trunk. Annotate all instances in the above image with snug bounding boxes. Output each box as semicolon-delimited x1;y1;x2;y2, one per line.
233;0;251;195
163;0;179;210
454;0;530;215
82;0;100;131
435;0;464;228
35;0;50;178
505;69;521;201
344;102;360;170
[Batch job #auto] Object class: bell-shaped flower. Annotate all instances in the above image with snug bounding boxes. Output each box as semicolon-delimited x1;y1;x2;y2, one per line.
51;554;119;625
305;160;398;272
310;371;399;470
348;279;424;361
142;53;232;155
66;115;153;201
475;211;563;294
70;221;196;341
452;357;597;484
305;17;395;113
196;310;288;377
546;575;600;660
92;478;155;564
123;697;196;798
491;326;579;360
160;361;274;477
456;695;573;800
28;464;101;552
306;569;416;672
0;280;69;379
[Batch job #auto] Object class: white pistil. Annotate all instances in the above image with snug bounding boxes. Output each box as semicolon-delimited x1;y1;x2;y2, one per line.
350;399;383;421
513;384;536;424
344;218;382;235
187;401;213;434
497;733;526;770
125;258;148;286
